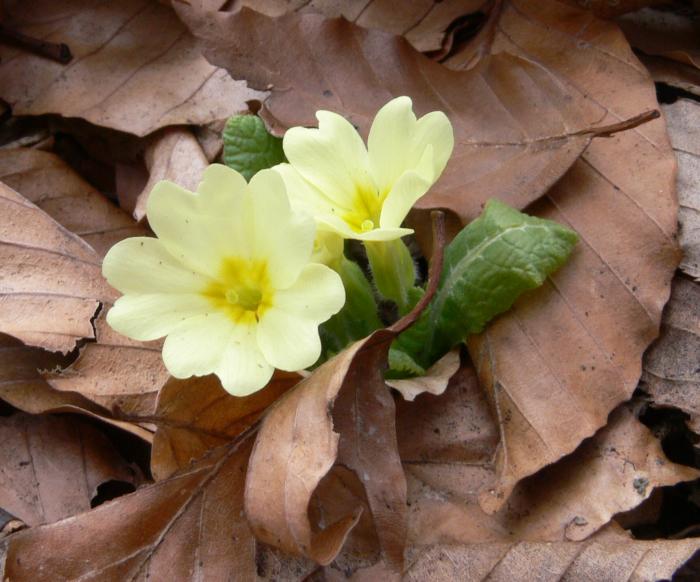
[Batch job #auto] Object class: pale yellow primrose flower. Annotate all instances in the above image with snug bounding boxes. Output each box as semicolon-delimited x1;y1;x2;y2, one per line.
102;164;345;396
273;96;454;241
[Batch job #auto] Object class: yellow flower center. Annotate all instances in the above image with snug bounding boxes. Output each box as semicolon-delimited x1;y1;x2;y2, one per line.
203;257;273;324
343;184;387;234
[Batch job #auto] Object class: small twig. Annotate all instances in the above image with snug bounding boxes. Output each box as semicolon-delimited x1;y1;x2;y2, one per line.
390;210;446;334
585;109;660;138
0;24;73;64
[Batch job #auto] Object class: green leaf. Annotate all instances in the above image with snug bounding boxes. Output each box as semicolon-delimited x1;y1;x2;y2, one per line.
318;257;383;362
222;115;286;180
392;199;578;372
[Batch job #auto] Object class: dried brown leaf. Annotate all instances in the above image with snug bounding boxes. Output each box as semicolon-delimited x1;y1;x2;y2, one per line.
0;412;139;526
403;526;700;581
457;0;679;512
398;367;698;545
0;333;152;440
0;181;113;353
643;277;700;434
134;127;209;221
4;431;257;581
244;213;445;572
150;370;300;480
43;314;169;419
186;0;489;54
664;98;700;279
618;7;700;70
0;0;261;137
0;150;168;421
0;148;145;257
178;4;628;224
641;54;700;99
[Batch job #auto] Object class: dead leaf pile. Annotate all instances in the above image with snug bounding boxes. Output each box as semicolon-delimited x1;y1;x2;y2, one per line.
0;0;699;580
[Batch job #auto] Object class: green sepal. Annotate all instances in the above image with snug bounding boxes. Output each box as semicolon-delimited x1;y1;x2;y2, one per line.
391;199;578;372
222;115;286;181
365;238;417;315
318;257;383;362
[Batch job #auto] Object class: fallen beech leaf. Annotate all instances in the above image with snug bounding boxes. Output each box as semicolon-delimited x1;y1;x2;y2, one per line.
643;277;700;434
454;0;679;512
4;431;257;581
0;412;139;526
0;151;168;420
43;314;169;418
0;0;261;136
663;99;700;279
642;54;700;98
245;213;446;571
568;0;664;18
187;0;488;54
245;332;397;568
133;127;209;221
618;7;700;70
0;148;145;257
150;370;301;480
386;348;460;402
0;181;113;353
397;367;698;544
0;334;153;441
178;5;643;224
403;526;700;581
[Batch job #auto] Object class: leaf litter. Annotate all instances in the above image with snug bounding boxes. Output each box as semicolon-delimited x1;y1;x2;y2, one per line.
0;0;699;580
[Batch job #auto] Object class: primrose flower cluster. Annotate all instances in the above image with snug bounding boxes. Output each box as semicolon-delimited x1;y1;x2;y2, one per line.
103;97;454;395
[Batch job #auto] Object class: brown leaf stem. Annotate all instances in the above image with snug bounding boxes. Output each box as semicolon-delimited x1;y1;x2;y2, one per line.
390;210;446;335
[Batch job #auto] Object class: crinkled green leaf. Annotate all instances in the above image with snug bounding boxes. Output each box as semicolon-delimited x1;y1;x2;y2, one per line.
392;200;578;372
222;115;285;180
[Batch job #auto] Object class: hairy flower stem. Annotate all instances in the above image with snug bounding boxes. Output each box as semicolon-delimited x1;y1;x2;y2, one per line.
365;238;418;315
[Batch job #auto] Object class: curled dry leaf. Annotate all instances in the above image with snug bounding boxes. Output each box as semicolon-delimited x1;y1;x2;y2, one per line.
0;413;139;526
0;181;113;353
0;148;145;257
663;98;700;279
133;127;209;221
245;331;403;569
568;0;665;18
245;213;446;572
618;7;700;70
150;370;301;480
0;0;261;137
0;334;152;440
43;314;169;420
643;277;700;434
386;348;461;402
0;149;167;421
397;366;699;545
5;431;257;582
403;525;700;582
177;3;645;224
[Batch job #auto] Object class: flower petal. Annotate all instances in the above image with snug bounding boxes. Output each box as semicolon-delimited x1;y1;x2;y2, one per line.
106;293;211;341
282;111;373;210
368;96;454;194
257;309;323;371
273;263;345;321
146;164;253;277
161;312;233;378
102;237;210;295
248;169;315;288
215;325;274;396
379;145;435;230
